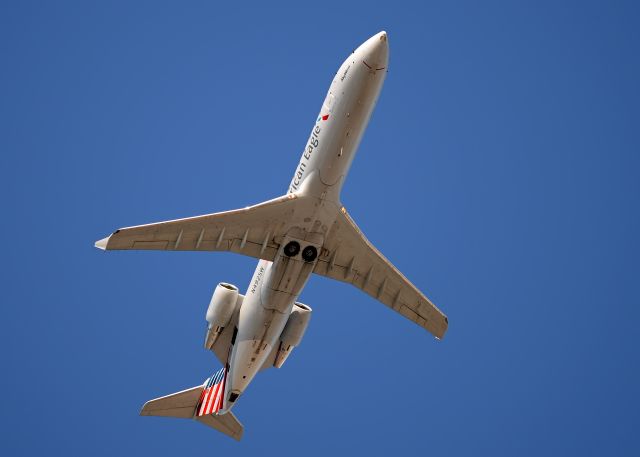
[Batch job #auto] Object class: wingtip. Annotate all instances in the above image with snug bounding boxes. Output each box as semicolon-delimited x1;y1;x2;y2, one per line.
94;235;110;250
139;402;152;416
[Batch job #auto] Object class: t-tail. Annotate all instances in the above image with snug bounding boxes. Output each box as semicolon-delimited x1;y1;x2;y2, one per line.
139;366;243;441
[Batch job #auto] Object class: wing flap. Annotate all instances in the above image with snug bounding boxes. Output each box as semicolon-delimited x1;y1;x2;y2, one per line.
315;207;448;339
132;241;169;250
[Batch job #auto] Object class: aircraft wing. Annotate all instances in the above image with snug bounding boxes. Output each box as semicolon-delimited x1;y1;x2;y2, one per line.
94;194;300;261
314;207;448;339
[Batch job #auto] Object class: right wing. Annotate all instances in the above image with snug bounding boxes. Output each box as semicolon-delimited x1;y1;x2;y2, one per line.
314;207;448;339
95;194;300;262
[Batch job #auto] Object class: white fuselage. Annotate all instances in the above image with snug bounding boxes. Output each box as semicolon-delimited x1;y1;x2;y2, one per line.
222;32;389;412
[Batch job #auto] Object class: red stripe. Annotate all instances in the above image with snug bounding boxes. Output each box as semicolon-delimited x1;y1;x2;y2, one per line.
196;369;226;416
214;373;226;412
195;378;209;416
219;373;226;411
196;390;206;416
206;382;220;415
198;387;212;416
197;389;206;408
219;370;227;411
202;372;219;415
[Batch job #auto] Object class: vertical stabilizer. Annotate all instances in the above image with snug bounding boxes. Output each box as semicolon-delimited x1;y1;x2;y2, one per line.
195;366;227;416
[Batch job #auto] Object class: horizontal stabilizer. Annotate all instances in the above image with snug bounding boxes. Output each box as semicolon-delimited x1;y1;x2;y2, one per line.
196;412;243;441
140;386;202;418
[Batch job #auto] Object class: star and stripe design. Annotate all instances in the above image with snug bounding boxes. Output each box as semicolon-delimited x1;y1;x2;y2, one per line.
196;366;227;416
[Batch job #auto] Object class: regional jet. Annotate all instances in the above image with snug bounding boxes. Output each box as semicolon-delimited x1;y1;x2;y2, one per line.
95;31;448;441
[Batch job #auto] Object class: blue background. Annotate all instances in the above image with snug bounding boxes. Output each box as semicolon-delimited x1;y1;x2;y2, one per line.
2;1;639;455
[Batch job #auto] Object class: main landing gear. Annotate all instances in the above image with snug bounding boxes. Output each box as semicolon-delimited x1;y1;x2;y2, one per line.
283;241;318;262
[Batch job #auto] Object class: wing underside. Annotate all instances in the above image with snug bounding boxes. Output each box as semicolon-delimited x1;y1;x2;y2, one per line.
95;194;447;338
314;207;448;339
95;194;301;262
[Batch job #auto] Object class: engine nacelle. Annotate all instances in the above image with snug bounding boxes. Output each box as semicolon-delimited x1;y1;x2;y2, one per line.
204;282;239;350
274;302;312;368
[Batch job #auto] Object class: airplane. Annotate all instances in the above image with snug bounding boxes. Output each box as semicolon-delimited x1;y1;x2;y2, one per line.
95;31;448;441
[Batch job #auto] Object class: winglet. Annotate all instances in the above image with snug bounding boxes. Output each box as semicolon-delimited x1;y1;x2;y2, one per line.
94;235;110;250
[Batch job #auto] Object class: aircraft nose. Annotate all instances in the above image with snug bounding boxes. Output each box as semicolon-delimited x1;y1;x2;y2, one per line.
360;31;389;71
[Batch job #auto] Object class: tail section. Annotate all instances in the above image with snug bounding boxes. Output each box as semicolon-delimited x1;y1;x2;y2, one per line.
140;385;203;418
195;367;227;416
140;367;243;441
195;413;243;440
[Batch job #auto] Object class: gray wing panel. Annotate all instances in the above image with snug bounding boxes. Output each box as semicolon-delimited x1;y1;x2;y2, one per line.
95;194;301;261
140;386;202;418
314;207;448;339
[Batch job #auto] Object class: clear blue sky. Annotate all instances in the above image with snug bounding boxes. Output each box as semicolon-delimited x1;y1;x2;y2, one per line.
2;1;639;455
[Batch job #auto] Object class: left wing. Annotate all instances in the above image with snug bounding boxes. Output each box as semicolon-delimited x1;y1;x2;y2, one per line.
314;207;448;339
95;194;299;262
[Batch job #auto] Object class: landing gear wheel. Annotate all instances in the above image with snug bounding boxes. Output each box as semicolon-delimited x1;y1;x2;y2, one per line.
301;245;318;262
284;241;300;257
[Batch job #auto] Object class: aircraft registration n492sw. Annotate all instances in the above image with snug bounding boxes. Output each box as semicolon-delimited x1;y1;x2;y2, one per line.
95;31;448;440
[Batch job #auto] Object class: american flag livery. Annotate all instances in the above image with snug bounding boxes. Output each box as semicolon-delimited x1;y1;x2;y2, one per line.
196;366;227;416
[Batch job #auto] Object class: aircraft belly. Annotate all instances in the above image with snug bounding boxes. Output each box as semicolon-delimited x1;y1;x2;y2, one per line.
318;68;386;188
224;50;389;409
226;285;290;402
262;255;314;312
227;256;314;403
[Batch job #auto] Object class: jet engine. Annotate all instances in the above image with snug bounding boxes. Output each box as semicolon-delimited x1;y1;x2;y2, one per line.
204;282;239;350
274;302;312;368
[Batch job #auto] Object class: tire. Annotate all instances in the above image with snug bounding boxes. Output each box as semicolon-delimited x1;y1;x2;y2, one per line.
301;245;318;262
284;241;300;257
